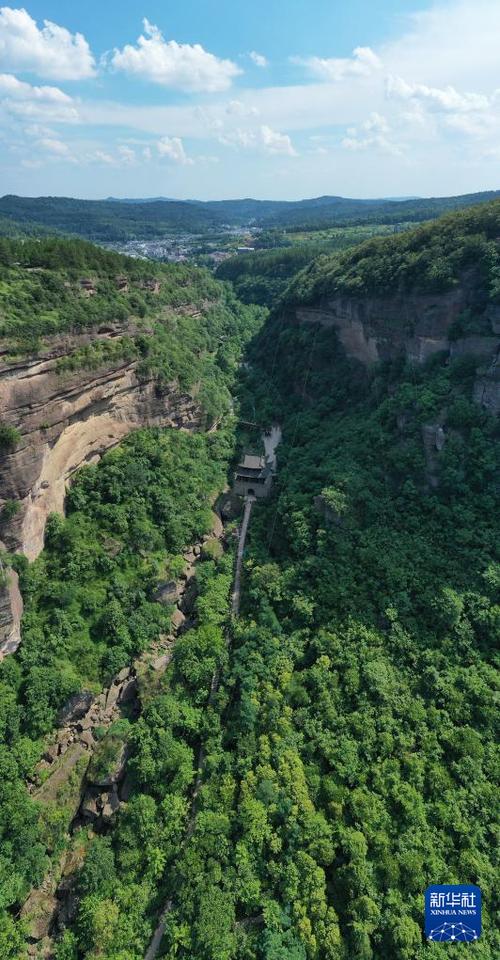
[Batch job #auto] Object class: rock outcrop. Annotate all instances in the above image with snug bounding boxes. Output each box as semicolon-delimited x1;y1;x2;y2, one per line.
293;288;500;375
0;565;22;655
0;323;203;653
0;324;201;560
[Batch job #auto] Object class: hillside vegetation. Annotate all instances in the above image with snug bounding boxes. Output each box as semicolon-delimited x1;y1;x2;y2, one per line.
215;226;398;307
0;237;264;422
0;237;218;340
1;189;500;240
0;196;221;241
284;201;500;310
0;207;499;959
0;236;265;955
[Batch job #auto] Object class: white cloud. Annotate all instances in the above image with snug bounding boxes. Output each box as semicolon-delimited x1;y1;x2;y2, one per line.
386;75;490;113
226;99;259;117
111;19;241;93
0;71;78;121
0;6;95;80
157;135;193;165
93;150;115;165
294;46;381;82
33;135;79;163
261;124;297;155
341;112;402;155
249;51;268;68
381;0;500;91
0;72;72;102
37;136;72;157
117;144;136;165
219;124;296;156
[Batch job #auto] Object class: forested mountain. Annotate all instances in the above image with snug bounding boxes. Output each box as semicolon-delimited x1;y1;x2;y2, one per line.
1;189;500;240
0;205;498;959
201;190;500;229
215;225;394;307
0;196;222;241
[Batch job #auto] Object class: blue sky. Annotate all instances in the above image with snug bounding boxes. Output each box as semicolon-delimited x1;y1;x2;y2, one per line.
1;1;499;200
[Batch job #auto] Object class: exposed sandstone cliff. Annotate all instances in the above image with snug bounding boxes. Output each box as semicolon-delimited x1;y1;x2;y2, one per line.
0;323;203;653
293;292;500;411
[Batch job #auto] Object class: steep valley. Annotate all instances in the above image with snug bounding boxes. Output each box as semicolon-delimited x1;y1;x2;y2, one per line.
0;205;499;960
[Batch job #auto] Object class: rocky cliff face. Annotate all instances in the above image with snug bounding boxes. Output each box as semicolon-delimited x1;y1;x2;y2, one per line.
293;290;500;412
0;323;202;653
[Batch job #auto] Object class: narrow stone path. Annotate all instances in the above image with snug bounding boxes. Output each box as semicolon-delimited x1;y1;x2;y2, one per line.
231;495;255;616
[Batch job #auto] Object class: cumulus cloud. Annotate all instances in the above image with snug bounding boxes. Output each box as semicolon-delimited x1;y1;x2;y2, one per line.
111;19;241;93
249;51;268;68
341;112;402;155
219;124;296;156
0;71;78;121
294;46;381;82
0;6;95;79
386;75;490;113
261;125;296;155
0;72;72;102
157;135;193;164
117;144;136;165
93;150;115;165
225;99;259;117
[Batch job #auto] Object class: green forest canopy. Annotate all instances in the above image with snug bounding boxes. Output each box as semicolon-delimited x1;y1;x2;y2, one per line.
0;205;498;959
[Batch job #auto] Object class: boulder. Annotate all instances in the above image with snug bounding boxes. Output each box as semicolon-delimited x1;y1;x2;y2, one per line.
21;888;58;942
57;691;94;726
105;684;120;710
118;677;137;703
171;608;186;630
211;512;224;539
114;667;130;684
154;579;181;604
43;745;59;764
77;714;94;732
151;651;172;672
102;792;120;821
81;791;99;820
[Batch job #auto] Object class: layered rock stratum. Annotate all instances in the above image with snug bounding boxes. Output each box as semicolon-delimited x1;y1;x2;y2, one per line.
0;323;202;653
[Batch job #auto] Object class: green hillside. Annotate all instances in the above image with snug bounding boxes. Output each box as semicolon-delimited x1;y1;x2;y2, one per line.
2;189;500;241
283;201;500;306
0;207;498;959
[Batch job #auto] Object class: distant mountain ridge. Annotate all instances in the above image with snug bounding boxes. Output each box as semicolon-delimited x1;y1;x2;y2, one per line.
1;189;499;240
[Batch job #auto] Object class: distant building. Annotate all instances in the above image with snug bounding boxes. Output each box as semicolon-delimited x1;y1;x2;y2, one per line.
234;454;272;499
236;246;255;254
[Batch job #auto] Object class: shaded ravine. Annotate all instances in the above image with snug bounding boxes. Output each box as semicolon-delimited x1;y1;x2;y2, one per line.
144;428;281;959
144;500;252;960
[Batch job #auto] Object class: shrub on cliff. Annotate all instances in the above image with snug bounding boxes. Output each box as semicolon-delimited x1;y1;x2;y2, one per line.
0;424;20;452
